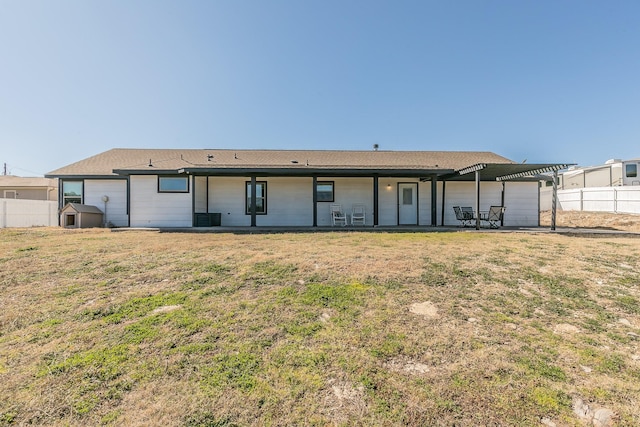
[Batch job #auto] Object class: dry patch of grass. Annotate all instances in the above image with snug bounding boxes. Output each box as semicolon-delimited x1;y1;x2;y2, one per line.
1;227;639;426
541;210;640;232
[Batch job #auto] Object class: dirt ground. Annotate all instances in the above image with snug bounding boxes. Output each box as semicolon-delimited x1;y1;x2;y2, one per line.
540;210;640;232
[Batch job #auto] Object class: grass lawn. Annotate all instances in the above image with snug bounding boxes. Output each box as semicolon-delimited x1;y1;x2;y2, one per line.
1;228;639;426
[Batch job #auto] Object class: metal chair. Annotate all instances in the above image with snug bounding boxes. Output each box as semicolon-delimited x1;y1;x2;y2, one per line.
453;206;475;227
485;206;506;228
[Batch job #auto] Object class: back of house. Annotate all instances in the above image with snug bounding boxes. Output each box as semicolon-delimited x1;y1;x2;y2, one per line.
46;148;569;229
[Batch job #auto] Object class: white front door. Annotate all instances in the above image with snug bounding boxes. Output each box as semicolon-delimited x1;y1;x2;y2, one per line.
398;183;418;225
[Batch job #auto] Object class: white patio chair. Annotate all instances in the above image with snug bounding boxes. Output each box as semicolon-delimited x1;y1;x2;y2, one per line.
330;204;347;226
351;204;366;226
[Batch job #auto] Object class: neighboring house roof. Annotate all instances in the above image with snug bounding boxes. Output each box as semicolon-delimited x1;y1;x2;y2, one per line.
0;176;57;188
46;148;516;177
61;203;104;214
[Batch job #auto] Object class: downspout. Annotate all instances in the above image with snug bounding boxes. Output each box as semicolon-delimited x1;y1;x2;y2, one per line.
475;170;481;230
430;175;437;226
58;180;63;226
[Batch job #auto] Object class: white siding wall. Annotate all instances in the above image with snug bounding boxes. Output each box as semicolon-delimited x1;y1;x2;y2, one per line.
418;181;433;226
208;177;251;226
441;181;538;226
503;182;539;226
259;177;314;226
194;176;207;213
130;175;192;227
122;174;542;228
210;176;381;226
442;182;502;225
320;178;374;226
84;179;128;227
378;179;399;226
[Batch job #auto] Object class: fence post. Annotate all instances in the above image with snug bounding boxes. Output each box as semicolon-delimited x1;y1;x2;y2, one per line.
551;170;558;230
614;188;617;213
1;200;5;228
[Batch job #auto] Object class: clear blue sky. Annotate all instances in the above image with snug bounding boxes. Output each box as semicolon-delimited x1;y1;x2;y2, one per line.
1;0;639;176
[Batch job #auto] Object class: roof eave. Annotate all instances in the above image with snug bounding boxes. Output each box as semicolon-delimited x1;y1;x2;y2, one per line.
178;167;455;177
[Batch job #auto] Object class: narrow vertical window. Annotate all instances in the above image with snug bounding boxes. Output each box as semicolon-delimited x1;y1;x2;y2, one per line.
402;188;413;205
246;181;267;214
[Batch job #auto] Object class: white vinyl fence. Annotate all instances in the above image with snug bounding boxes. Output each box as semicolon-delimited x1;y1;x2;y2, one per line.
0;199;58;228
540;186;640;214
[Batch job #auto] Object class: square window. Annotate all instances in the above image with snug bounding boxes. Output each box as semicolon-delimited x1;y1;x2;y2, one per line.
626;164;637;178
316;181;334;202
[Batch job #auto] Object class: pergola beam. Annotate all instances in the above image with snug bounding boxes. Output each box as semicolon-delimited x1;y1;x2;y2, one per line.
496;164;572;181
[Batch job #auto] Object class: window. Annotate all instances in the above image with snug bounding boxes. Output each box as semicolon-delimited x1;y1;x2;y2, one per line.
62;181;83;205
402;187;413;205
626;164;637;178
316;181;334;202
158;176;189;192
246;181;267;214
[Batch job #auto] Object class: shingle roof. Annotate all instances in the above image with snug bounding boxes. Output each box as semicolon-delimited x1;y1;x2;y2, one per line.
46;148;515;177
0;176;57;187
61;203;104;214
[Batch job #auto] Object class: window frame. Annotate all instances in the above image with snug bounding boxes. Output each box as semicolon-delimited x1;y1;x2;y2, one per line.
626;163;638;178
316;181;335;202
158;176;190;193
62;180;83;205
245;181;267;215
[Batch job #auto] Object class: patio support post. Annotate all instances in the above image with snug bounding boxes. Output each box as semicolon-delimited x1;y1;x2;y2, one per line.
501;181;505;227
551;169;558;230
475;170;481;230
126;177;131;227
191;175;195;226
430;175;437;226
250;175;257;227
312;176;318;227
373;175;379;226
441;180;446;226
